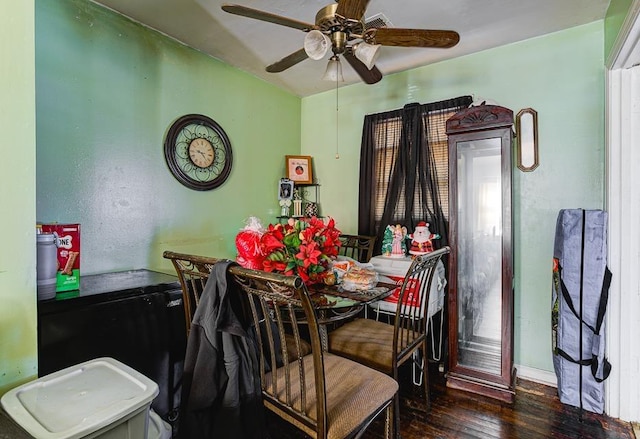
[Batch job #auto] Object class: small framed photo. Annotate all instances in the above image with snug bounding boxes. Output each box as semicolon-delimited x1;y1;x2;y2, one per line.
278;178;294;200
285;155;313;184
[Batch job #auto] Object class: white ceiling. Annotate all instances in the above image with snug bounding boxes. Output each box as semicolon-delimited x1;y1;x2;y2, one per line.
91;0;610;97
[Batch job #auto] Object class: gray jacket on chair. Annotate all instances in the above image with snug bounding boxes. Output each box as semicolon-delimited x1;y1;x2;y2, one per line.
180;260;267;439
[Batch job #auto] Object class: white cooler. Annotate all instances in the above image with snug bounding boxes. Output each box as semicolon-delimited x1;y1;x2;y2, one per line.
369;254;448;369
369;255;447;320
0;357;170;439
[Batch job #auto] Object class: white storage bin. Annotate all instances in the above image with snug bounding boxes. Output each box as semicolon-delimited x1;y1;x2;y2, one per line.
370;255;448;371
147;410;171;439
369;255;446;319
1;357;159;439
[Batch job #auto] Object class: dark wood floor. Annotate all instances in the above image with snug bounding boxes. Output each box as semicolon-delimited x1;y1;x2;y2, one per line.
266;363;635;439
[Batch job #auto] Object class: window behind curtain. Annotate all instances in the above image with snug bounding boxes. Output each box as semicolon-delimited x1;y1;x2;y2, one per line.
358;96;473;254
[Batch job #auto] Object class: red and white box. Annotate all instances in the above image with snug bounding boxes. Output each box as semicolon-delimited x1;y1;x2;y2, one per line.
369;255;446;319
40;223;81;292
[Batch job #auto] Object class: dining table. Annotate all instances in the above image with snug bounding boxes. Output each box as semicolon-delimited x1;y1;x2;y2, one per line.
304;279;397;350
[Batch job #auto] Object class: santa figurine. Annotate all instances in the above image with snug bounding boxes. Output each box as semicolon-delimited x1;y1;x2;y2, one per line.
409;222;440;256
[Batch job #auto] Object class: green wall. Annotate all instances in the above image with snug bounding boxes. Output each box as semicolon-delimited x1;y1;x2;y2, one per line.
302;22;605;373
0;0;38;394
35;0;301;276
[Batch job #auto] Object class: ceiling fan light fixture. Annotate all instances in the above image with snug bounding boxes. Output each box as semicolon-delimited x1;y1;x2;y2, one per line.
353;42;381;70
322;55;344;82
304;30;331;60
222;2;460;86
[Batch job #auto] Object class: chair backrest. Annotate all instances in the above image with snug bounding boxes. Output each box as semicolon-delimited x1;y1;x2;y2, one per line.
392;247;450;361
163;250;221;336
338;234;377;263
228;266;330;438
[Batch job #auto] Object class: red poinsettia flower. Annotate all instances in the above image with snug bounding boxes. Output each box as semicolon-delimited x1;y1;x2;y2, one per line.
236;216;342;285
261;233;285;254
296;266;310;284
262;258;289;273
296;241;323;267
236;217;340;285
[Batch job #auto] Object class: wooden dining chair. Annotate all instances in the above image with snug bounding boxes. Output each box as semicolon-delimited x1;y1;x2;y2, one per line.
327;246;451;434
163;250;222;336
229;265;398;439
338;234;377;263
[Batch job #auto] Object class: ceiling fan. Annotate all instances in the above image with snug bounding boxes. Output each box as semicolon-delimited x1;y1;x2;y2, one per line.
221;0;460;84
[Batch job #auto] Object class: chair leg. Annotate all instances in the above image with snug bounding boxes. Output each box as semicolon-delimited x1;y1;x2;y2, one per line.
383;401;395;439
421;341;431;411
409;348;431;412
392;392;401;439
411;350;423;386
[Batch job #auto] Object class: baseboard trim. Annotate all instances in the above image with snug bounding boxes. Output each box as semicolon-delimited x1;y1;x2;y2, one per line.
515;364;557;388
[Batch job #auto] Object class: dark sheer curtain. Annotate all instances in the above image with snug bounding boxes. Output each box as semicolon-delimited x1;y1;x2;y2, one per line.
358;95;472;255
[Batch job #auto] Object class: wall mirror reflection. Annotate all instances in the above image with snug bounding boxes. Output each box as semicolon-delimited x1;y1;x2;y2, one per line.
456;137;503;375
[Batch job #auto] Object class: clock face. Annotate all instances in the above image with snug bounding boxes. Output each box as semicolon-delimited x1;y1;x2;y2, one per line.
164;114;233;191
188;138;215;168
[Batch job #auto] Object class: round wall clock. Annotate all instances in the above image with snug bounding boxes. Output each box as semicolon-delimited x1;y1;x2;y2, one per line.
164;114;233;191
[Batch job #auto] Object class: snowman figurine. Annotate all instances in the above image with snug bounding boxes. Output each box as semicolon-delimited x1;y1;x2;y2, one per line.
409;222;440;256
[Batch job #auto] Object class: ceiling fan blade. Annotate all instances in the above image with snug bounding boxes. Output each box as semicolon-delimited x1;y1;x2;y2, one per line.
367;28;460;48
335;0;370;20
221;4;315;31
343;52;382;84
266;48;309;73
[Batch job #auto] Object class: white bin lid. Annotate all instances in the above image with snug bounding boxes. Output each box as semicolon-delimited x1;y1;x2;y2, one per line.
370;255;414;277
1;357;159;439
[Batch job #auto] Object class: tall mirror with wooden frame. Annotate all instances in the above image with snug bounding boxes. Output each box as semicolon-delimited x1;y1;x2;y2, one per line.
445;104;516;403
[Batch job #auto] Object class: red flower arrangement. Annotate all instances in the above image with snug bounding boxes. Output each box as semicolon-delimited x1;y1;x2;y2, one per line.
235;216;342;285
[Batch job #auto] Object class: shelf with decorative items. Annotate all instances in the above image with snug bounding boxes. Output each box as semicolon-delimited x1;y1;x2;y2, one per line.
277;181;321;221
278;155;322;221
298;183;321;218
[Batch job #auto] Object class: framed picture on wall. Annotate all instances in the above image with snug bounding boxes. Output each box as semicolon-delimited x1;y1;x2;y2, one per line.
278;178;294;200
285;155;313;184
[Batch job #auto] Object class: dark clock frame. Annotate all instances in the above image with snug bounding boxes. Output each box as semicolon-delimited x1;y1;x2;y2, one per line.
164;114;233;191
